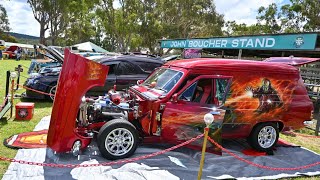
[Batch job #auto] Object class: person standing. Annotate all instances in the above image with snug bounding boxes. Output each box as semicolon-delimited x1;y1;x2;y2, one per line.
0;49;2;60
33;44;37;58
16;47;22;61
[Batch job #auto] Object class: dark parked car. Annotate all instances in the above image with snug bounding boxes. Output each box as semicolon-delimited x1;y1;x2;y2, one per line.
23;52;164;100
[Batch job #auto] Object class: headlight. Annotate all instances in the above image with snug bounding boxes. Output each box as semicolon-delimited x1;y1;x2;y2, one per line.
33;80;39;84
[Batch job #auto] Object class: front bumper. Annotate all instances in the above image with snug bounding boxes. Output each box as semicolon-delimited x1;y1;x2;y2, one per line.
22;91;46;99
23;79;49;99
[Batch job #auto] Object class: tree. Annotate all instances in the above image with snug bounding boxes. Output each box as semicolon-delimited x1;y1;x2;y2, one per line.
257;0;320;33
224;21;265;36
0;34;17;43
48;0;68;45
302;0;320;31
280;3;305;33
60;0;97;46
286;0;320;31
97;0;141;52
27;0;50;44
0;4;10;34
97;0;224;52
159;0;224;39
138;0;162;53
257;3;281;34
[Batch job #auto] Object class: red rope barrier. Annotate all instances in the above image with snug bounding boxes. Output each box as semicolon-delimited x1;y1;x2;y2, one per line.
283;131;320;139
0;134;204;168
207;136;320;171
0;129;319;171
16;84;54;97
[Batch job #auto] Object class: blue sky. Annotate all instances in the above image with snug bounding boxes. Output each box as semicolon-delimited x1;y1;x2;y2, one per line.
0;0;290;37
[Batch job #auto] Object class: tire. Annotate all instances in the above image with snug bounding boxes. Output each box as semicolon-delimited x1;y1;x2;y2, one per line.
97;119;139;160
46;84;57;100
248;122;279;152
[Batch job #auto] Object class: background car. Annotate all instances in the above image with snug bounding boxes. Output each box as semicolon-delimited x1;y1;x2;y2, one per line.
23;54;164;100
3;45;19;59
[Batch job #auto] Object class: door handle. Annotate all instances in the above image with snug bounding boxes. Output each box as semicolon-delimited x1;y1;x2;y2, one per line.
210;111;221;115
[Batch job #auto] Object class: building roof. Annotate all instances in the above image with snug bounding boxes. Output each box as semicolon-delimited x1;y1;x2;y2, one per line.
4;42;34;49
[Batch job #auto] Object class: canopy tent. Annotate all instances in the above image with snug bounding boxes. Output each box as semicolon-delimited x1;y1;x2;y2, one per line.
5;42;34;49
73;42;108;53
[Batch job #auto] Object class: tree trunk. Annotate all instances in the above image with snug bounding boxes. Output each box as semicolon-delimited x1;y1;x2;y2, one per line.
51;35;56;45
40;23;47;45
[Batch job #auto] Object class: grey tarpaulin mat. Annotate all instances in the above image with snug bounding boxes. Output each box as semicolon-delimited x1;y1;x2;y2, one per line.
3;116;320;180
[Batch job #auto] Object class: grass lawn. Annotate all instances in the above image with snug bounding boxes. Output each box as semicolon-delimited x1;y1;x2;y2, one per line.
280;128;320;154
0;59;319;179
0;59;53;177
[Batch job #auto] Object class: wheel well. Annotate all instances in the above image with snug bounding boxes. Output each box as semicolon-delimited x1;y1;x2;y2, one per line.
46;82;57;92
253;121;284;132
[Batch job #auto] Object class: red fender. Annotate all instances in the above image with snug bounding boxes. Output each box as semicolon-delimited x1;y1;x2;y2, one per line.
47;49;109;152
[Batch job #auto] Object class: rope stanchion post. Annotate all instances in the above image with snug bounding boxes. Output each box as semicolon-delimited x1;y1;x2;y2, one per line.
15;65;23;90
197;113;214;180
316;119;320;136
5;71;10;100
10;72;17;118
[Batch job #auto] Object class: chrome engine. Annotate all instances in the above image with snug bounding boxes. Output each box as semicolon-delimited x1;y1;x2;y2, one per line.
77;90;137;127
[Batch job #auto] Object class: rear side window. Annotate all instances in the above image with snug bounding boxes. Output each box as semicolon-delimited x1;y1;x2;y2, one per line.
135;61;162;72
215;79;228;104
117;62;139;75
108;64;116;75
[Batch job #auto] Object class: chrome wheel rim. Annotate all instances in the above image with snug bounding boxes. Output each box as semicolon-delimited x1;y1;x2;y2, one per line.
50;85;56;100
105;128;134;156
258;126;276;149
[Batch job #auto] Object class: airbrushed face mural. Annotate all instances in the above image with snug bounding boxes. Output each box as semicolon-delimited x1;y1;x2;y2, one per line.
224;76;296;124
247;78;283;113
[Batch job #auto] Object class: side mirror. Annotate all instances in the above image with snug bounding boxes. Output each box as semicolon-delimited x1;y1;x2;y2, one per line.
172;93;178;102
137;80;144;85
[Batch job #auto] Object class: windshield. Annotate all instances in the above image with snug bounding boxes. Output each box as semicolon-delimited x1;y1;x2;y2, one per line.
142;68;183;94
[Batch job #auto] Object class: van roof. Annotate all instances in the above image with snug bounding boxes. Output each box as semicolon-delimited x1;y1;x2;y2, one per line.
164;58;299;74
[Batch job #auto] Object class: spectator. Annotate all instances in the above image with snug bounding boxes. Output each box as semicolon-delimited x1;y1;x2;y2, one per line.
16;47;22;61
33;44;37;58
0;49;2;60
28;59;37;74
38;47;45;59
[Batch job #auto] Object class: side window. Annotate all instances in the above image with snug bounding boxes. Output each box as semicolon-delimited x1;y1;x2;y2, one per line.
179;78;213;104
108;64;116;75
135;61;162;72
102;62;118;76
215;79;228;105
179;82;197;101
117;62;139;75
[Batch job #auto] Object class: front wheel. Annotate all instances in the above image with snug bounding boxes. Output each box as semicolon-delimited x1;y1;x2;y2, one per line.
97;119;139;160
49;85;57;100
248;122;279;152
